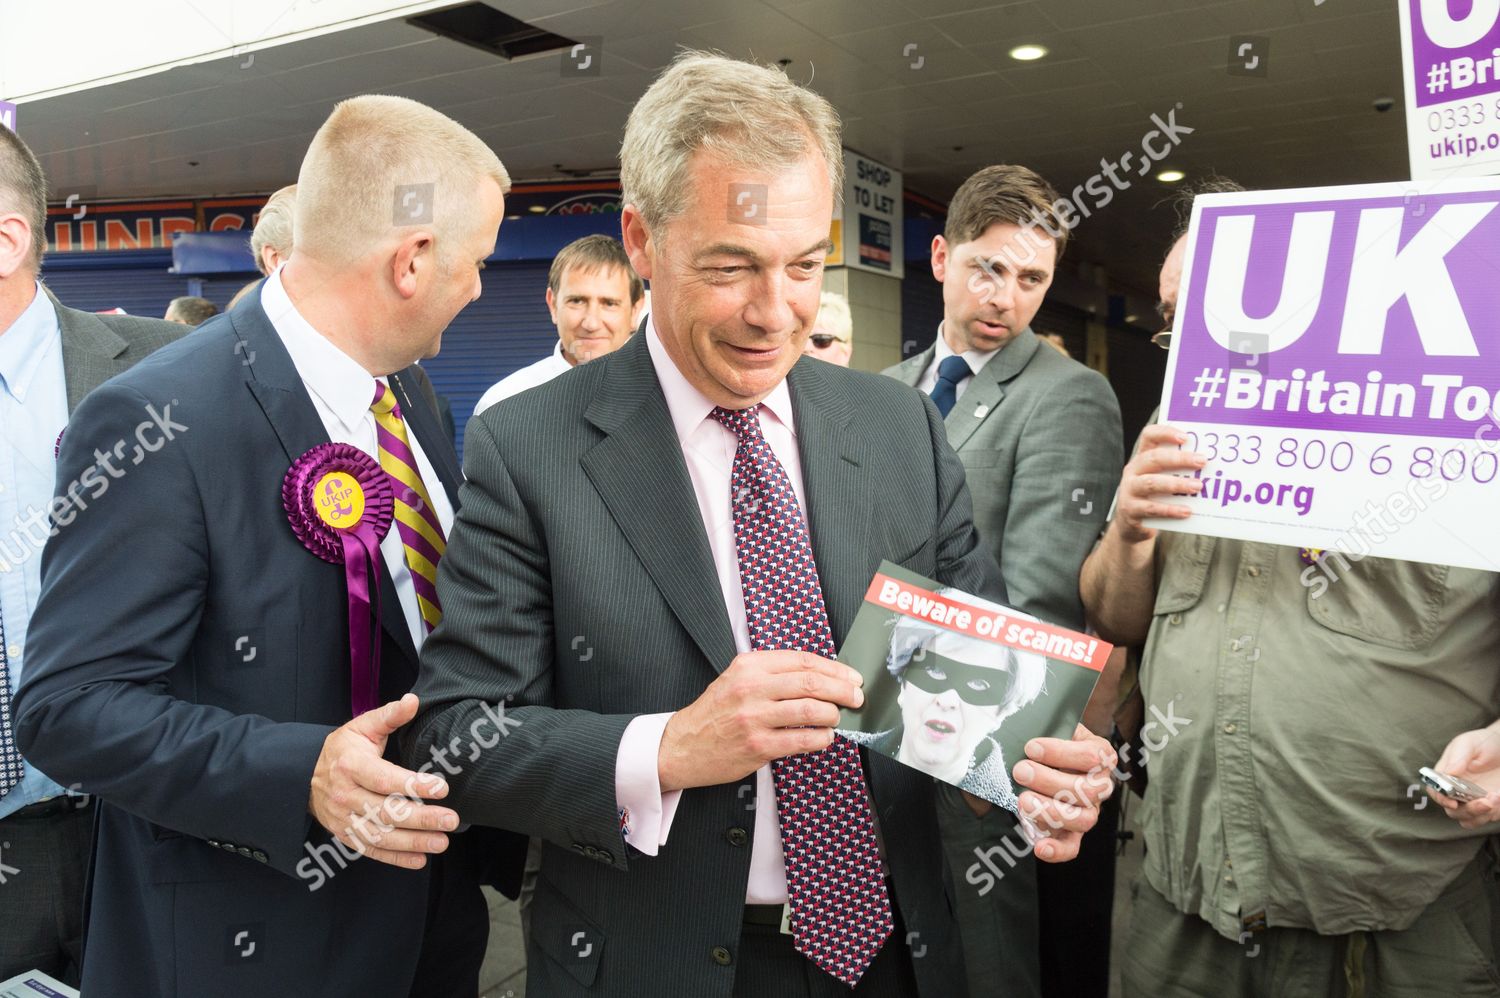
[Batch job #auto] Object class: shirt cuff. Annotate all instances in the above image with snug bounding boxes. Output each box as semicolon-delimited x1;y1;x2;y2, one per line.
614;711;682;856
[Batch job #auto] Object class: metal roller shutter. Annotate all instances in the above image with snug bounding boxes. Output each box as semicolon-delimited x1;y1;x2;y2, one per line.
900;267;943;359
1033;299;1090;361
41;254;560;460
40;250;190;319
419;261;556;457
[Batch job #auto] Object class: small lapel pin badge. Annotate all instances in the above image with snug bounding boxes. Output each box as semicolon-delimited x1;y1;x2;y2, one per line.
973;404;990;419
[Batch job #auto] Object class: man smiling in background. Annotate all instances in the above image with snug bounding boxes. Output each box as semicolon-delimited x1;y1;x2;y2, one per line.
474;233;644;415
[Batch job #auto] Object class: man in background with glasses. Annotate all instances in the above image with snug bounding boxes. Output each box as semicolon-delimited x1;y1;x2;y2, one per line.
802;291;853;366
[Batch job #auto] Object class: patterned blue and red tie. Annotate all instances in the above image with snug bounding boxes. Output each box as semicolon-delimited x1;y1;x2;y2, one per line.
710;404;893;986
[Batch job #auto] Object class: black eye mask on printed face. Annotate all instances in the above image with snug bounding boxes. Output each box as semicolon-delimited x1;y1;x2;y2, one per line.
903;649;1014;707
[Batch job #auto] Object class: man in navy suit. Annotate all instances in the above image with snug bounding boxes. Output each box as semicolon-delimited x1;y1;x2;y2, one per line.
15;94;517;996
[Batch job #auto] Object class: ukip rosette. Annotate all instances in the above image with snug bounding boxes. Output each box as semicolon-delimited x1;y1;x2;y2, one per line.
837;561;1111;814
283;443;394;716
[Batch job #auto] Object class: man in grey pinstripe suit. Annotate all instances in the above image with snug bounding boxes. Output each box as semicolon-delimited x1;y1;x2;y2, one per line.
407;52;1115;997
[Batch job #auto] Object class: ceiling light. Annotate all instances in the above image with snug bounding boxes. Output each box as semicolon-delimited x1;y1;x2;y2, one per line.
528;204;546;213
1156;169;1186;183
1009;44;1048;62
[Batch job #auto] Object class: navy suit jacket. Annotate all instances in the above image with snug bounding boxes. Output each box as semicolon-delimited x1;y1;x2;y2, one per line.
15;286;497;997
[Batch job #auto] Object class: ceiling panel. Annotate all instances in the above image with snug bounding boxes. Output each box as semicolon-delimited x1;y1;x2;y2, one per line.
15;0;1419;294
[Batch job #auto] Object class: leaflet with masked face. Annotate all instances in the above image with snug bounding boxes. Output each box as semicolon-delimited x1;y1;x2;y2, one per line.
837;561;1112;812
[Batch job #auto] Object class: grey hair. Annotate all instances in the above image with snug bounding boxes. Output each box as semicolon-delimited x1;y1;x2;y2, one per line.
620;50;844;232
252;184;297;276
815;291;853;341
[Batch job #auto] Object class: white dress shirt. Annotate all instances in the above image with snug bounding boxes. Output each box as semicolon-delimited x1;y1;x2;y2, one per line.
613;317;811;904
261;268;455;650
915;322;1003;402
473;341;573;417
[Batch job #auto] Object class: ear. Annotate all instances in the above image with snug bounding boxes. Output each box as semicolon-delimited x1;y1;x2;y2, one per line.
930;234;949;284
620;205;654;281
545;285;559;325
0;213;35;281
390;230;435;300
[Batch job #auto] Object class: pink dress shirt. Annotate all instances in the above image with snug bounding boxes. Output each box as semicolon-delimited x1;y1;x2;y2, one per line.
613;319;810;905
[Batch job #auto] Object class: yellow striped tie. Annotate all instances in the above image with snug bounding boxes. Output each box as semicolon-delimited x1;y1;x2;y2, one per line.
370;381;446;631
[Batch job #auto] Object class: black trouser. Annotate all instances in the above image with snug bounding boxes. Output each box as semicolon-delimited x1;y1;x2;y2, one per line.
410;828;491;998
0;796;93;986
936;784;1041;998
1037;789;1120;998
731;905;920;997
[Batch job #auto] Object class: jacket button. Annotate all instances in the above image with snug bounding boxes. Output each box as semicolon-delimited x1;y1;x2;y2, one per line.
597;850;613;864
236;846;253;858
583;845;598;858
711;946;733;966
253;850;268;863
207;839;221;848
726;827;748;847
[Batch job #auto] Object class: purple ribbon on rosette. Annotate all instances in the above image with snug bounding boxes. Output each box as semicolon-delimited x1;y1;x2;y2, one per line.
283;443;394;717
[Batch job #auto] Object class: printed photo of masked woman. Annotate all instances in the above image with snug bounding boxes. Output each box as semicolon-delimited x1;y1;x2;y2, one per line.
842;592;1050;813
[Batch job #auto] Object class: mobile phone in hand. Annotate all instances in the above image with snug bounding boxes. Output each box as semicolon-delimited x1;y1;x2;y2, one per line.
1419;767;1490;803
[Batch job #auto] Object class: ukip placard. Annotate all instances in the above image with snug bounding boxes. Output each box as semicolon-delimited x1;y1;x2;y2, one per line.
1152;178;1500;574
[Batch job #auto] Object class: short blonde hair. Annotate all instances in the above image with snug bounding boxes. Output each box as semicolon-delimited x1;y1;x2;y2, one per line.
294;95;510;265
251;184;297;276
814;291;852;342
620;51;843;232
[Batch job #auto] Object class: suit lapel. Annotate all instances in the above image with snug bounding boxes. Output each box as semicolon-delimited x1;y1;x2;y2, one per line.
580;337;738;673
944;372;1005;451
51;289;131;414
233;287;420;668
786;358;873;644
944;328;1040;451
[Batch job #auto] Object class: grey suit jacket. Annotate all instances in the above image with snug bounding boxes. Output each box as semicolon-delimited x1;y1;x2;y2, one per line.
49;286;185;412
885;329;1122;630
406;334;1004;997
